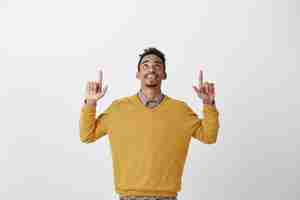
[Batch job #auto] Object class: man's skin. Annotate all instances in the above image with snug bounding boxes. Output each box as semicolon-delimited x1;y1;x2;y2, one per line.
135;54;167;100
85;54;216;107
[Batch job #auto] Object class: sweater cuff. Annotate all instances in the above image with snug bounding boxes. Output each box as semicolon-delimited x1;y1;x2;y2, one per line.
82;103;97;111
203;104;219;114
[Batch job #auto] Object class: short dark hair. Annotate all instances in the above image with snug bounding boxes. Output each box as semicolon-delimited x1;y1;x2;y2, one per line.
137;47;166;72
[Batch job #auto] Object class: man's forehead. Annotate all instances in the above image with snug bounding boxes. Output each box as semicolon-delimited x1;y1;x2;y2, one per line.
141;54;163;63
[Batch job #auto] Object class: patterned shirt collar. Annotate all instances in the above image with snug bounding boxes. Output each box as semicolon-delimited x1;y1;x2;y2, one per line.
137;89;165;106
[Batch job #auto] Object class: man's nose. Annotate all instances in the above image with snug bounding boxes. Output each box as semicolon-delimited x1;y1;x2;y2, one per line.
148;65;155;71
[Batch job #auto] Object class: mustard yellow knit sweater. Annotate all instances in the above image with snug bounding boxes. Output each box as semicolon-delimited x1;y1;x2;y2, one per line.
79;94;220;197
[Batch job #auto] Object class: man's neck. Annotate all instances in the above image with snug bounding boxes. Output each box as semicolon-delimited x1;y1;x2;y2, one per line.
139;87;162;101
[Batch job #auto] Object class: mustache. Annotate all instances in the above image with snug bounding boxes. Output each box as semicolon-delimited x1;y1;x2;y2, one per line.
145;73;157;78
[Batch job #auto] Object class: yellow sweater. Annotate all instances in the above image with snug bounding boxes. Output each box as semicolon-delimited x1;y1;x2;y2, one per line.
79;94;220;197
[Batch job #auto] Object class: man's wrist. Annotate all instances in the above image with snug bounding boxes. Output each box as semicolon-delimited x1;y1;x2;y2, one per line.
84;99;97;106
203;99;215;106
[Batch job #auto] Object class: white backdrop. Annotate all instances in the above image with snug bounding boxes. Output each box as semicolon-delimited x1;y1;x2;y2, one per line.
0;0;299;200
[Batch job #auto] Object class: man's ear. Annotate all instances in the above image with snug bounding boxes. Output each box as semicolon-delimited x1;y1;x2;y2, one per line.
136;71;140;80
163;72;167;80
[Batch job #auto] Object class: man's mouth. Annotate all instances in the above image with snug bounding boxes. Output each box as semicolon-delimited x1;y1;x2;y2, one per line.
146;74;157;79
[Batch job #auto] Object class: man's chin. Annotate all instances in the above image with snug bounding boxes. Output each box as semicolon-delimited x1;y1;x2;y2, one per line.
143;79;161;87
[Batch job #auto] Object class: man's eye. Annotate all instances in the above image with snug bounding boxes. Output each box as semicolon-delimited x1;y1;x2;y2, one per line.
142;64;161;69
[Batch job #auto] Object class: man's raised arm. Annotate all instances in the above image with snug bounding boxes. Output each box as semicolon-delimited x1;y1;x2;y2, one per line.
191;67;220;144
79;69;109;143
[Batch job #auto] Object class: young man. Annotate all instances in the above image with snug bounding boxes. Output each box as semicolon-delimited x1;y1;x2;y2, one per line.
79;47;220;200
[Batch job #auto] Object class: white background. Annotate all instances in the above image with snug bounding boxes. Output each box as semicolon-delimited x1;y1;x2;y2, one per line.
0;0;299;199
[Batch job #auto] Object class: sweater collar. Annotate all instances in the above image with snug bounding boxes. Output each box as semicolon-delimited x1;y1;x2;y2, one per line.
137;89;165;105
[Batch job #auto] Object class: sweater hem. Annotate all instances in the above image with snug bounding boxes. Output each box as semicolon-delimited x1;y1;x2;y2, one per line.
117;188;178;198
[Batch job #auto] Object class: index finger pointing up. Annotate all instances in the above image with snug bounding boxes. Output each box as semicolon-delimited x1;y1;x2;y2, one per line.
98;68;103;86
199;69;203;87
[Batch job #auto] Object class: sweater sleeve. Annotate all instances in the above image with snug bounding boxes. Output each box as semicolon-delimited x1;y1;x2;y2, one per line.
183;103;220;144
79;100;116;143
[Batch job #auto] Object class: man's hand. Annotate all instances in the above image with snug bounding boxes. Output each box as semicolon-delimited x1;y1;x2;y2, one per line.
84;69;108;105
192;68;216;106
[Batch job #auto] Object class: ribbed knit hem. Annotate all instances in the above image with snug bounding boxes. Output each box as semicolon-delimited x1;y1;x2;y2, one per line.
203;104;218;111
117;188;178;198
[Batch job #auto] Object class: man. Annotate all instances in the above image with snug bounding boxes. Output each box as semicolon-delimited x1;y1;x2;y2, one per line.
79;47;220;200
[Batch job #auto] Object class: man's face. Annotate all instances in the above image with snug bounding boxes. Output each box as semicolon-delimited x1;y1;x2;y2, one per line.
136;54;166;88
